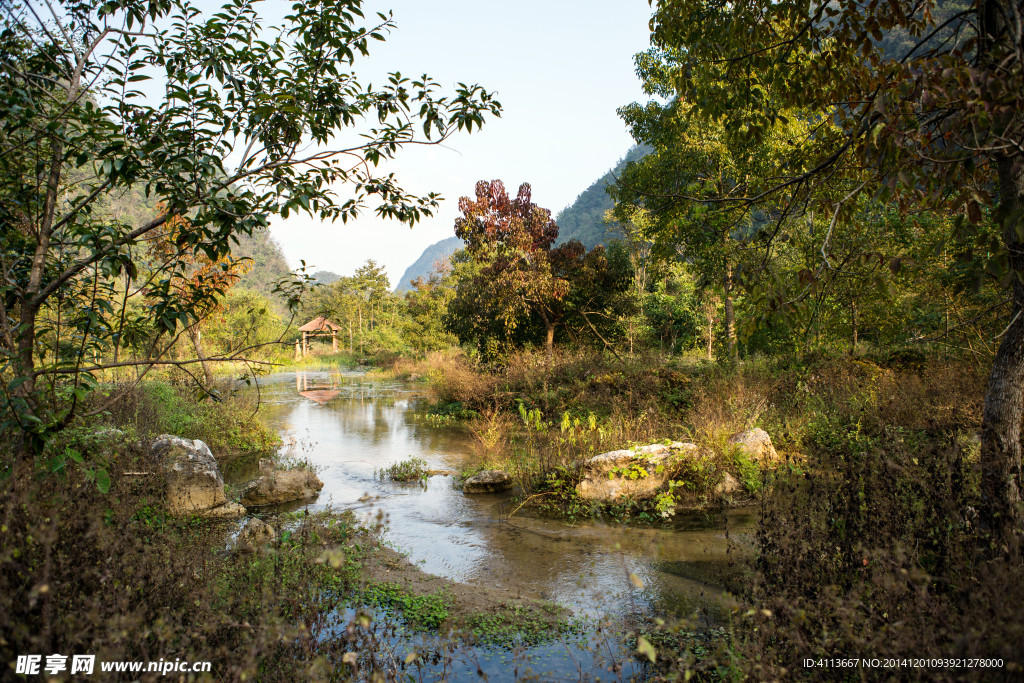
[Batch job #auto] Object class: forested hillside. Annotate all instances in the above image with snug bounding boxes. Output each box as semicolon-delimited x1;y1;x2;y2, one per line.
231;231;293;298
394;236;464;292
553;144;650;248
96;181;293;303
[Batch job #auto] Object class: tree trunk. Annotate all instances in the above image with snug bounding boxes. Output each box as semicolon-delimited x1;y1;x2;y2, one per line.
979;154;1024;548
542;317;555;365
976;0;1024;548
14;140;65;442
707;316;714;359
724;262;737;358
187;325;215;387
851;300;858;355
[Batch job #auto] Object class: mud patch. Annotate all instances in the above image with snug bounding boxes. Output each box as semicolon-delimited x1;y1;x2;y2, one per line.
359;542;574;645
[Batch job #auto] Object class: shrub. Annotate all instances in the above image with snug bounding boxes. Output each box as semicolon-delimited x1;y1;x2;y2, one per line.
375;456;429;483
0;458;391;682
99;381;281;458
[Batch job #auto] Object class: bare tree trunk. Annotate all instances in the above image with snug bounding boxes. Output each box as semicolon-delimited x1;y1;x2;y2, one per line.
187;325;214;387
724;262;737;358
540;314;555;365
979;154;1024;548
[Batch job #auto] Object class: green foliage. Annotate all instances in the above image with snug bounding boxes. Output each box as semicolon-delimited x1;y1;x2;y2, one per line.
464;606;581;648
363;583;451;629
428;401;478;421
402;267;460;356
0;0;501;454
108;381;281;457
731;447;761;495
375;456;429;483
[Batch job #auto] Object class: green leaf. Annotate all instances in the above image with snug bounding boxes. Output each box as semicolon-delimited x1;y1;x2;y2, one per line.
95;468;111;494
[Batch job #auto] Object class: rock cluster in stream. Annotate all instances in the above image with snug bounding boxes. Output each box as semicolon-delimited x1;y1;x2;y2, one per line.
575;428;780;505
152;435;247;519
150;435;323;520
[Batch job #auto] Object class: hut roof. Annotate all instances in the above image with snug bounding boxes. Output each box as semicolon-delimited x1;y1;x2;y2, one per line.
298;316;342;332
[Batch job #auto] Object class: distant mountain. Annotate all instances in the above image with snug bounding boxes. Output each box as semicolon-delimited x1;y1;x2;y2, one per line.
554;144;651;249
94;182;293;307
232;229;293;298
312;271;341;285
394;236;464;292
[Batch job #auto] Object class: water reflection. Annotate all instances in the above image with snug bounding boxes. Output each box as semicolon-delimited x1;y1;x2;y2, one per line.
248;371;755;621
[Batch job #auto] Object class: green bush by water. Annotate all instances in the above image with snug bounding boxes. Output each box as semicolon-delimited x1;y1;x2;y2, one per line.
375;456;429;483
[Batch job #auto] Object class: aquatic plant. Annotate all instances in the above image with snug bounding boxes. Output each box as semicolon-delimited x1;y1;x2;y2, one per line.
375;456;430;483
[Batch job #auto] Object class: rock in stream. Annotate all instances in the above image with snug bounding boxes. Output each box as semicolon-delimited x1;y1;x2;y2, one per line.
151;434;246;519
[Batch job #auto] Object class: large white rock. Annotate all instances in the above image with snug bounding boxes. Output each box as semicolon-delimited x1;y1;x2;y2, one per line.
715;471;744;496
237;517;277;548
729;428;778;463
151;434;244;519
576;442;698;503
240;460;324;507
463;470;513;493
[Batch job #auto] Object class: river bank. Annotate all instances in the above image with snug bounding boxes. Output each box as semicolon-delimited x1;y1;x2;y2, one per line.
4;349;1021;681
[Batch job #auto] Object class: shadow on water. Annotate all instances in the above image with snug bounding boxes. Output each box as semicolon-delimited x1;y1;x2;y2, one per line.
239;371;756;680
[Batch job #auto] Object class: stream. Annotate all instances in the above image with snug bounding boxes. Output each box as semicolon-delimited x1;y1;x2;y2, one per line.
236;370;757;680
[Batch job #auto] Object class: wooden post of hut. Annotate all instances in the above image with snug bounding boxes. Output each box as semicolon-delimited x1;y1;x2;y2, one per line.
298;316;344;358
295;340;301;361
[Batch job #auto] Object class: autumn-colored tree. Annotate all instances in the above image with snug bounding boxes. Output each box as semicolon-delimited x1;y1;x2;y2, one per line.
451;180;579;362
151;206;250;387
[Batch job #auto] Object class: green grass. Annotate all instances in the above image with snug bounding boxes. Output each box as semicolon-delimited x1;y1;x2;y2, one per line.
375;456;429;482
137;381;281;456
464;606;583;648
362;583;451;629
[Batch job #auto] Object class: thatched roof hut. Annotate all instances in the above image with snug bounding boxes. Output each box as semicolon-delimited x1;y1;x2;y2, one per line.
298;316;342;333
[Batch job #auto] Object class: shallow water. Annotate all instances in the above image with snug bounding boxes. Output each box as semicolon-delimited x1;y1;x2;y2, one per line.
240;370;756;626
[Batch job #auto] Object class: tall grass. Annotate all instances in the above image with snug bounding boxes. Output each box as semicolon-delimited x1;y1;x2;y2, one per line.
87;380;281;458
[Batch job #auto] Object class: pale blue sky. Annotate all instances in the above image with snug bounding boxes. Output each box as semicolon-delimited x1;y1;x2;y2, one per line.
259;0;656;286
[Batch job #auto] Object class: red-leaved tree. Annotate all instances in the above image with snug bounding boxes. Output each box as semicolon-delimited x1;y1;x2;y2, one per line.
453;180;585;362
